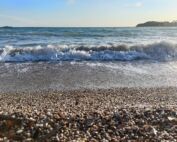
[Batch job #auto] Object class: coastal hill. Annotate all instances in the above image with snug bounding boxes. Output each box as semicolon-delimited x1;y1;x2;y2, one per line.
0;26;13;29
136;21;177;27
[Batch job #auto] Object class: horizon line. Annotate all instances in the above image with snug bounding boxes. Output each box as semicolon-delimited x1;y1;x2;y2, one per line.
0;25;136;28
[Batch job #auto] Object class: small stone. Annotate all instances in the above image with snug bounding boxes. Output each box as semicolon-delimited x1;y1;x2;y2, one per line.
47;112;52;116
26;132;31;137
36;123;44;127
162;131;169;137
26;138;32;141
16;129;23;134
151;127;158;136
105;133;111;141
102;138;109;142
29;117;36;122
168;116;177;121
86;131;91;137
44;122;49;127
56;134;60;141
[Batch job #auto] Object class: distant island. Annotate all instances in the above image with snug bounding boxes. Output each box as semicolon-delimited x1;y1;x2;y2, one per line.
0;26;13;29
136;21;177;27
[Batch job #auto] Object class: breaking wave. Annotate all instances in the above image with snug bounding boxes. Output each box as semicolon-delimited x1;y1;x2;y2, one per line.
0;41;177;62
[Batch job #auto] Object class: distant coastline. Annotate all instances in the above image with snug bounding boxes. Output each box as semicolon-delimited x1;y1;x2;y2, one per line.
136;21;177;27
0;26;13;29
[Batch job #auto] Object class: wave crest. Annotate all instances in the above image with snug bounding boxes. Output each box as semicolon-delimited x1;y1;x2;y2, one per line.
0;42;177;62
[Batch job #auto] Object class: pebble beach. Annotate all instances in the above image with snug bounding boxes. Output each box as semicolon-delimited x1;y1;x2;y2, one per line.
0;87;177;141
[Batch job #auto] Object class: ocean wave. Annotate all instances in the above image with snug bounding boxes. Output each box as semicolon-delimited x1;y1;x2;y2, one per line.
0;41;177;62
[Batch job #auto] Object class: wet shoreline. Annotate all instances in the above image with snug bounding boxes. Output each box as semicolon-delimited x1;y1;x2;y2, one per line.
1;61;177;93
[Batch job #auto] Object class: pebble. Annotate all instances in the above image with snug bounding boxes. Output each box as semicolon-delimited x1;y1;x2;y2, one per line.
47;112;52;116
29;117;36;122
16;129;23;134
0;89;177;141
56;134;60;141
26;138;32;141
36;123;44;127
26;132;31;137
151;127;158;136
168;116;177;121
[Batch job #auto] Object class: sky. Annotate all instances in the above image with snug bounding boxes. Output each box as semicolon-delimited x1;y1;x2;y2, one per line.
0;0;177;27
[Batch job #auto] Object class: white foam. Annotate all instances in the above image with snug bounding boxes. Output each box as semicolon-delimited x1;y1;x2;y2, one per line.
0;41;177;62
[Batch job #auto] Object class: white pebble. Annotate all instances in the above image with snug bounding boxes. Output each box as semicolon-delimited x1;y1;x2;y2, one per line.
47;112;52;116
29;117;36;122
36;124;44;127
16;129;23;134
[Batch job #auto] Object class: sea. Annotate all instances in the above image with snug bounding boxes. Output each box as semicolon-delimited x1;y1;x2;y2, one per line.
0;27;177;92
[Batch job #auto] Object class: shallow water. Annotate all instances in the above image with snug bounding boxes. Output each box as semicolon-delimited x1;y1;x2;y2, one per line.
0;61;177;92
1;27;177;92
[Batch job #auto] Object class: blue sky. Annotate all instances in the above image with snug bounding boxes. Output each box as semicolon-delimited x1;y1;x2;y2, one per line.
0;0;177;27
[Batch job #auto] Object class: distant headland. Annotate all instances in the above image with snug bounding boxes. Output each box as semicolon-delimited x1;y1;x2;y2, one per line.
0;26;13;29
136;21;177;27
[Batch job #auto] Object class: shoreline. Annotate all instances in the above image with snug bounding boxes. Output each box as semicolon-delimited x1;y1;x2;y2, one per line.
0;87;177;141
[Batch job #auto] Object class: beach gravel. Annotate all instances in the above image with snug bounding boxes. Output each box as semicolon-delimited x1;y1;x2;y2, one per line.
0;87;177;141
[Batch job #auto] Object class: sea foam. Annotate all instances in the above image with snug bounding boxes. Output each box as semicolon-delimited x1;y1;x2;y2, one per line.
0;41;177;62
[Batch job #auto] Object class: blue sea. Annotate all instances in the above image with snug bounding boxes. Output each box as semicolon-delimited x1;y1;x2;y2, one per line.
1;27;177;62
0;27;177;92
